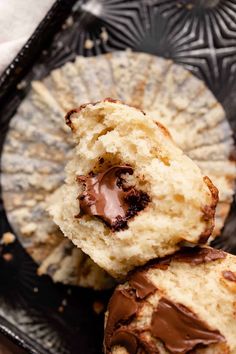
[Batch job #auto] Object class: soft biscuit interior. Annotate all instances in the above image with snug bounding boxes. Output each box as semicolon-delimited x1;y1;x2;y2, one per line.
49;100;217;278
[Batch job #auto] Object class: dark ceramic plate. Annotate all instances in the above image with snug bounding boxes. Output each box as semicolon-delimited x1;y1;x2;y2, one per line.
0;1;236;353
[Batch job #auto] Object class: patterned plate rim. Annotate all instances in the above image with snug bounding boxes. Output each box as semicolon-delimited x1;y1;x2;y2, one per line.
0;0;76;352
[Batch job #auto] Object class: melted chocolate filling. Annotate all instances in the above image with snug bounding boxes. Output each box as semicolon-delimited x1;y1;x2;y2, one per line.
129;272;156;300
105;273;157;354
105;288;138;353
110;330;139;353
135;247;226;274
110;330;152;354
172;247;226;265
77;165;149;231
151;298;225;354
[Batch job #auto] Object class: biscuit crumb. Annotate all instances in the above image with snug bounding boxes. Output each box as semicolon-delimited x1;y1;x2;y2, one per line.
65;16;73;27
3;253;13;262
100;27;109;43
1;232;15;245
186;3;193;9
62;299;67;307
93;301;104;314
17;80;27;90
84;39;94;49
62;16;74;29
46;341;53;349
58;306;64;313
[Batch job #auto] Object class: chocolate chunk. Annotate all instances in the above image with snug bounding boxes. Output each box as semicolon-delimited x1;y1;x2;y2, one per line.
151;257;171;270
105;288;138;351
140;248;225;274
77;165;149;231
110;330;138;354
222;270;236;282
172;247;226;265
151;298;225;354
129;272;156;299
110;330;154;354
105;276;158;353
98;157;104;165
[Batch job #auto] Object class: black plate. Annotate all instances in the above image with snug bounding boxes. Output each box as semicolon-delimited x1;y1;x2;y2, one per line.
0;1;236;353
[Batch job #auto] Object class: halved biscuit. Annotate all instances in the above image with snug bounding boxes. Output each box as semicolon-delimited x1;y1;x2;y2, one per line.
104;247;236;353
49;99;218;279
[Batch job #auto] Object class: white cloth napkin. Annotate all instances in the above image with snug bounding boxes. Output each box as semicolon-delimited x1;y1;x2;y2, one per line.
0;0;55;75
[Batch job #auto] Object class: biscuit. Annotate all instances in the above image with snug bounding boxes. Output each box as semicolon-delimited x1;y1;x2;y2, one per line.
48;99;218;279
104;247;236;353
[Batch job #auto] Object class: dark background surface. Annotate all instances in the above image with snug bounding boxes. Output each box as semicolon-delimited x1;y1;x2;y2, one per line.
0;332;27;354
0;0;236;353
